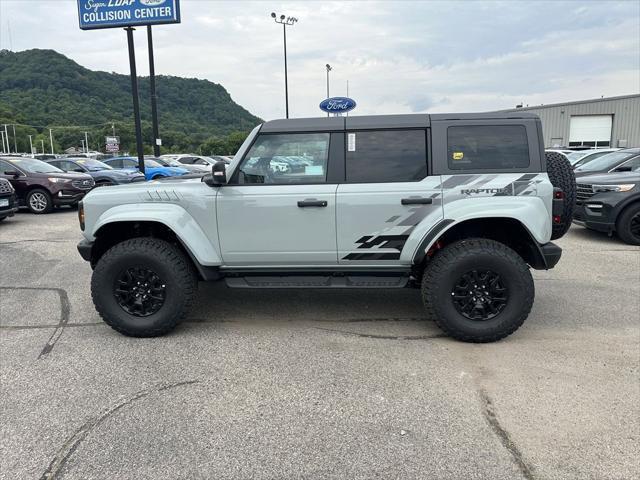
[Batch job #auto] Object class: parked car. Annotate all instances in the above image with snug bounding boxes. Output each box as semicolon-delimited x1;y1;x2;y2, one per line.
78;113;575;342
102;157;188;180
0;178;18;221
546;149;573;157
0;156;94;213
172;154;230;168
573;169;640;245
567;148;620;167
46;158;145;186
153;156;209;174
574;148;640;177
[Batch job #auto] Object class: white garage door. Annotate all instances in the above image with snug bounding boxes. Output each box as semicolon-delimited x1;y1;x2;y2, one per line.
569;115;612;147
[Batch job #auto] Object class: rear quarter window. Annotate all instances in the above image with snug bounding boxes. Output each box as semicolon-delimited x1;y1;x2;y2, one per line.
447;125;529;170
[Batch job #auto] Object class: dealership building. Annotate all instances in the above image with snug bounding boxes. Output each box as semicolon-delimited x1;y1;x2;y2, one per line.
501;94;640;149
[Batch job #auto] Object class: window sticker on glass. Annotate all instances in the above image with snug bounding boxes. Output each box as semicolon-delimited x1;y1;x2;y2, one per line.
453;152;464;160
305;165;324;175
348;133;356;152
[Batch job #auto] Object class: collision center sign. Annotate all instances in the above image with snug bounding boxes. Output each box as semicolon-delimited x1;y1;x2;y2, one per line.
77;0;181;30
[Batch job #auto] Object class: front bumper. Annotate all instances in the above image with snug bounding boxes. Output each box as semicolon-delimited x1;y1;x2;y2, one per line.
77;239;93;262
0;194;18;217
53;190;87;206
572;203;616;233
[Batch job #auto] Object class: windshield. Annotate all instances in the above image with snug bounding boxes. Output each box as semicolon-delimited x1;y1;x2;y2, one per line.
575;151;635;172
6;157;62;174
150;157;170;166
144;159;162;168
75;159;113;171
566;151;591;164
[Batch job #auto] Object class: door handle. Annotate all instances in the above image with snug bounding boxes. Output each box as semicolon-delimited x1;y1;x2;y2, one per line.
401;197;433;205
297;199;328;207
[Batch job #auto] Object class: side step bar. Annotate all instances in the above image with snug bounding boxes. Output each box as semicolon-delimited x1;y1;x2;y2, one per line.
225;275;410;289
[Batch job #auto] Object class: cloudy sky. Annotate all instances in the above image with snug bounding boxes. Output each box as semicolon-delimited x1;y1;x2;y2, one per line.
0;0;638;120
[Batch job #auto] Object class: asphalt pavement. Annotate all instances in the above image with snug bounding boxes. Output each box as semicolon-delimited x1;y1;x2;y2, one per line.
1;209;638;480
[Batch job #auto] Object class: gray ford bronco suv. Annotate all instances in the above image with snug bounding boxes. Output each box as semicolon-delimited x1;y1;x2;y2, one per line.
77;113;576;342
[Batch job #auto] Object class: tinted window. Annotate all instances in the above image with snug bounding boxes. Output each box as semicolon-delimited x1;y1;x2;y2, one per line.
574;151;636;172
237;133;330;184
447;125;529;170
346;130;427;183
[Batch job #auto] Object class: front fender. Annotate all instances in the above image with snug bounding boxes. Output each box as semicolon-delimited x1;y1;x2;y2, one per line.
89;203;222;265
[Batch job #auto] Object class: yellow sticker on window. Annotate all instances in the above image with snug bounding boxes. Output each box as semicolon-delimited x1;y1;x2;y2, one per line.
452;152;464;160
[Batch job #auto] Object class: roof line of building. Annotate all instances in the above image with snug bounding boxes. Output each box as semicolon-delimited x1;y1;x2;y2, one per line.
500;93;640;112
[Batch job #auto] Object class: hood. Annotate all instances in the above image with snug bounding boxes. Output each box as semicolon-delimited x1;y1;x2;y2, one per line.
575;172;640;185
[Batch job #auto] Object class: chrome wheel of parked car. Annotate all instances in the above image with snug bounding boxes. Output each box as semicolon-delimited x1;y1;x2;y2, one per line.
26;189;52;214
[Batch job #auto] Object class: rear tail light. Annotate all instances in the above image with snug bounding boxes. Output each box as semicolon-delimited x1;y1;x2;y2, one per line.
553;215;561;224
554;190;564;199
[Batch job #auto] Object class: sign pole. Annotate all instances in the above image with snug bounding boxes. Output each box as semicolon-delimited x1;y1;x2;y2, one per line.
147;25;161;158
125;27;145;175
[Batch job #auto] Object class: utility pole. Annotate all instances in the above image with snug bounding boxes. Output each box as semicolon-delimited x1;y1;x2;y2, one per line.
49;129;54;154
125;26;145;174
12;124;17;153
112;123;116;136
0;131;5;154
147;25;161;157
40;139;45;154
28;135;34;154
271;13;298;119
81;139;85;153
84;131;89;153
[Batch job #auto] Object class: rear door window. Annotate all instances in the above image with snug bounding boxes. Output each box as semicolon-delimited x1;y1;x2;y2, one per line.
345;130;427;183
447;125;529;170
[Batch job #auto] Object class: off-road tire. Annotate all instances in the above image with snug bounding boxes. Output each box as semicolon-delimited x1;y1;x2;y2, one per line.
546;151;576;239
91;237;197;337
26;188;53;214
421;238;534;342
616;202;640;245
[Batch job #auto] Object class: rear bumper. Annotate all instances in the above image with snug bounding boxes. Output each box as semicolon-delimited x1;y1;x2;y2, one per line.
538;242;562;269
77;239;93;262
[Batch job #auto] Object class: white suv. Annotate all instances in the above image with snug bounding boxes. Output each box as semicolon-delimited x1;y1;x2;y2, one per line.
77;113;576;342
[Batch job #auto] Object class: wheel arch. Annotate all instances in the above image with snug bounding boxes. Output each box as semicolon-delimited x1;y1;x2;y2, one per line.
613;196;640;224
412;217;549;270
89;204;222;279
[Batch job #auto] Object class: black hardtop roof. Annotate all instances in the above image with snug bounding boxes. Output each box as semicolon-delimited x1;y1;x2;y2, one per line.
260;112;539;132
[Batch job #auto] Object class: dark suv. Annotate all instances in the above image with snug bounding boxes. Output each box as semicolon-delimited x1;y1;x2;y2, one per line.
0;156;95;214
0;178;18;221
46;158;145;186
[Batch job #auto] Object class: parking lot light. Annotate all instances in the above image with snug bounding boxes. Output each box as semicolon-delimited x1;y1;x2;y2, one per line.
271;12;298;119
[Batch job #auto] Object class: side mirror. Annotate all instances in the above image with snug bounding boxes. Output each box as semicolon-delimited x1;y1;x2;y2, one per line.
212;161;227;183
614;165;632;172
3;170;20;178
203;161;227;187
73;168;85;173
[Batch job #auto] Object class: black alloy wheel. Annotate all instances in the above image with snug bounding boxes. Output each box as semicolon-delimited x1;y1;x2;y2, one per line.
451;269;509;321
114;266;166;317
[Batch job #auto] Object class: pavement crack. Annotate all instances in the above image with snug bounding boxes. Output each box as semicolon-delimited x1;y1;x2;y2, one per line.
39;380;199;480
313;326;444;340
0;286;70;359
479;388;535;480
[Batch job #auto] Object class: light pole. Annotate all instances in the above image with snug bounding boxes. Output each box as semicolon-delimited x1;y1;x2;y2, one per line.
271;12;298;119
28;134;34;154
325;64;332;117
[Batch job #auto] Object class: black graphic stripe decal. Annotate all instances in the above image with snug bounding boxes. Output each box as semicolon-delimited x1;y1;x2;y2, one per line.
356;235;410;250
343;252;401;261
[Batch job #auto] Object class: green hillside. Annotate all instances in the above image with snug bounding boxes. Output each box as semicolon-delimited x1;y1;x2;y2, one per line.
0;49;262;154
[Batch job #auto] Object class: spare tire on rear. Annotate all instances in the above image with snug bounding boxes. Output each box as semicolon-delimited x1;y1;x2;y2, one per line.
546;152;576;240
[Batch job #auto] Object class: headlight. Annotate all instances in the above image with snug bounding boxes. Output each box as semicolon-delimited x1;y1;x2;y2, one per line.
592;184;636;193
48;177;71;183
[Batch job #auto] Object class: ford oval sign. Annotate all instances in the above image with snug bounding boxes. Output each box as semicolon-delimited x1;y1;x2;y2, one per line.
319;97;356;114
